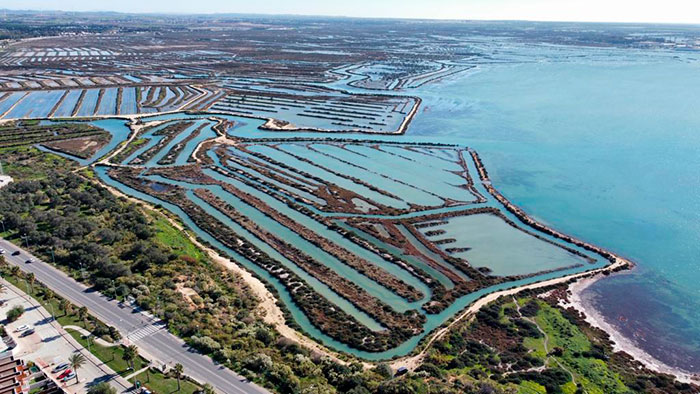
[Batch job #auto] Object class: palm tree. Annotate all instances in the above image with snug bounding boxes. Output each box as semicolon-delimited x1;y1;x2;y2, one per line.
68;352;86;384
59;299;69;316
78;306;88;328
10;265;20;276
122;345;138;371
26;272;35;294
174;363;184;391
202;383;216;394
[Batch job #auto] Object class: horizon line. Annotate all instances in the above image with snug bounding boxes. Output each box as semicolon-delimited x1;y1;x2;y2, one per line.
2;7;700;26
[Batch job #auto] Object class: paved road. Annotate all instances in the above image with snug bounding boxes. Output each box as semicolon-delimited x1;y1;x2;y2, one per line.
0;238;268;394
1;278;133;393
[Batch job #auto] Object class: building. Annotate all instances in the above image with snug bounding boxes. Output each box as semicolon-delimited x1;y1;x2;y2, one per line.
0;352;27;394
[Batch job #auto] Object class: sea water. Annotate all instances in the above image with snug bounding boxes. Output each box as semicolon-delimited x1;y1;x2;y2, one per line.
407;49;700;372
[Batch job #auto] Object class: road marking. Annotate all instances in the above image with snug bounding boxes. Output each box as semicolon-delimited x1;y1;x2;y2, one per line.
127;322;165;342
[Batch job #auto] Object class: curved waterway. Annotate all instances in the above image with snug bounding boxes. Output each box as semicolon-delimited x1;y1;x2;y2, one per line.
89;110;608;359
47;49;688;361
36;118;132;165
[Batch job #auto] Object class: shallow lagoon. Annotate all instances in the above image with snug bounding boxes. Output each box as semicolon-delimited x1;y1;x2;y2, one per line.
421;213;587;277
55;48;700;367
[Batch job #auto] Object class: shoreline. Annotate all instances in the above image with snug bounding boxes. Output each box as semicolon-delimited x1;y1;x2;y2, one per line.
22;114;700;385
566;273;700;385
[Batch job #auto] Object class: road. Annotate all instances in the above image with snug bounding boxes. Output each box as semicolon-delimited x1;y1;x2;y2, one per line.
1;278;132;393
0;238;268;394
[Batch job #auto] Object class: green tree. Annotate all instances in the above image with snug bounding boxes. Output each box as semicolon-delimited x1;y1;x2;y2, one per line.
122;345;138;371
68;352;87;384
7;305;24;322
78;306;88;328
26;272;35;294
87;382;117;394
174;363;184;391
59;299;69;316
201;383;216;394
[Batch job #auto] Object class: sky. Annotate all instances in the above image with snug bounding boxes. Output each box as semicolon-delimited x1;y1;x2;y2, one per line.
3;0;700;24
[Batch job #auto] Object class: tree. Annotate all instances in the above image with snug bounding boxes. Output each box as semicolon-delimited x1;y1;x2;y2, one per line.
87;382;117;394
78;306;88;328
122;345;138;371
68;352;86;384
44;288;55;302
201;383;216;394
108;326;121;342
10;266;20;277
174;363;184;391
59;299;69;316
26;272;35;294
7;305;24;322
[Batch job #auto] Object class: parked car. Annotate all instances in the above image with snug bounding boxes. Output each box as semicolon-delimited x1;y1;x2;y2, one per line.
57;369;72;380
141;389;152;394
20;328;35;337
15;325;31;332
11;250;19;256
61;372;76;382
52;362;69;373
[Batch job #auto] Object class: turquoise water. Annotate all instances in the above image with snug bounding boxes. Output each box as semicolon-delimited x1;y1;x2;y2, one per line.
90;114;606;359
407;54;700;372
53;47;700;368
36;118;131;165
421;213;587;277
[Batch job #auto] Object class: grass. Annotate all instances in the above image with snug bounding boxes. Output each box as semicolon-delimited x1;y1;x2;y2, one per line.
518;381;546;394
66;328;148;377
532;301;628;394
150;212;205;262
0;146;76;180
129;368;201;394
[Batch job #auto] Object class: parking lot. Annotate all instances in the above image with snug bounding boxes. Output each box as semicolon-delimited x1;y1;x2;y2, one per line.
1;278;131;393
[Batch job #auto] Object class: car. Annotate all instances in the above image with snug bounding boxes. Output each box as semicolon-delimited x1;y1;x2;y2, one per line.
0;248;5;254
15;325;31;332
20;328;35;337
11;251;19;256
57;369;72;380
61;372;75;382
25;258;35;264
51;363;69;373
140;389;152;394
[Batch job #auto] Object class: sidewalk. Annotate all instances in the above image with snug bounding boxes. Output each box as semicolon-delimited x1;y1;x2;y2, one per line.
1;278;134;393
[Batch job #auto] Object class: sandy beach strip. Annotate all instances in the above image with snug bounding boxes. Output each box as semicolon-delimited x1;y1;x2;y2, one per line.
566;273;700;385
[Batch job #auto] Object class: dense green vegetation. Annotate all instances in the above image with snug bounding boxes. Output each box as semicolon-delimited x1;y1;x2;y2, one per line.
415;290;697;393
1;145;696;394
0;147;392;393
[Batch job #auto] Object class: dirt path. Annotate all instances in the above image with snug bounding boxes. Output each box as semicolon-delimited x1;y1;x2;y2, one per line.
512;296;579;387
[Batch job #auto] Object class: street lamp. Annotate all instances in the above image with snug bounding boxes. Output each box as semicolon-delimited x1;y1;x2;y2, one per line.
49;246;55;264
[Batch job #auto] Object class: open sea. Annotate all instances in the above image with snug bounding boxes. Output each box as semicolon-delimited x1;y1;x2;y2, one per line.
407;47;700;373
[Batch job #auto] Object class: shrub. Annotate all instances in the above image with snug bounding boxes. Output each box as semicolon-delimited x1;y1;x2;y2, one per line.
87;382;117;394
7;306;24;322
